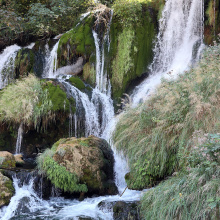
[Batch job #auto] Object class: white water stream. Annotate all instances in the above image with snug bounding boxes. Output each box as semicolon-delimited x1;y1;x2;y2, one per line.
0;45;21;89
15;123;23;155
132;0;204;106
0;0;205;219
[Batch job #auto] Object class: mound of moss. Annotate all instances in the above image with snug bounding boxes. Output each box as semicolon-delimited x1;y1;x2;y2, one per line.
43;80;75;113
37;136;117;195
113;43;220;189
0;75;52;128
68;77;86;90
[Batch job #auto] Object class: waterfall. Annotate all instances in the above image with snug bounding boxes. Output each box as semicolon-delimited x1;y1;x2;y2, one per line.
43;41;59;78
92;10;113;94
0;45;21;89
132;0;204;106
0;176;50;220
15;123;23;155
61;79;101;137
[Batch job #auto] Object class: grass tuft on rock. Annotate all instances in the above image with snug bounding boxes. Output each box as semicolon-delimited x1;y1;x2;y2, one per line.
0;75;53;128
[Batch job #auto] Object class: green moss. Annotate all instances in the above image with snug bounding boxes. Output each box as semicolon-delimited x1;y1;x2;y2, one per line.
69;77;86;90
5;179;15;194
82;63;96;87
81;168;100;190
57;16;95;68
43;81;74;113
14;48;35;78
111;9;156;99
42;156;88;193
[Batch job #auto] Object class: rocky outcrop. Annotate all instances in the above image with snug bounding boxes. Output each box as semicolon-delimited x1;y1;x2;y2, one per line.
0;151;16;169
37;136;118;197
0;172;15;207
98;200;140;220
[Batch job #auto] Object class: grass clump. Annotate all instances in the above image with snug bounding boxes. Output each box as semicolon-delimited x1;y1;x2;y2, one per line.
140;134;220;220
0;75;52;128
37;147;88;193
113;43;220;189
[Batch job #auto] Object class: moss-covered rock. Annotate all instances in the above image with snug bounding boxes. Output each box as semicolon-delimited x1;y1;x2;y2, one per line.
43;80;75;113
37;136;117;196
0;79;76;158
68;77;86;90
204;0;220;44
109;6;157;100
57;16;95;68
0;172;15;207
0;151;16;169
82;63;96;87
15;48;34;79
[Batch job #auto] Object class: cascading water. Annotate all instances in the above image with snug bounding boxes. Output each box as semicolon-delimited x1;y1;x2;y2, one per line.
43;41;59;78
132;0;204;106
15;123;23;155
92;11;113;94
60;78;101;137
0;45;21;89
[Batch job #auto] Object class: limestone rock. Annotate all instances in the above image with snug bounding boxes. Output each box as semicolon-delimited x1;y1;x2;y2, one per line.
52;135;117;195
0;151;16;168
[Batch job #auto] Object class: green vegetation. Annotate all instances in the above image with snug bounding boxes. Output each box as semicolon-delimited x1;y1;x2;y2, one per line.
69;77;86;90
43;81;75;113
141;134;220;220
0;0;92;49
82;63;96;86
14;48;34;78
37;148;88;193
113;43;220;189
109;0;158;99
57;16;95;68
0;75;52;128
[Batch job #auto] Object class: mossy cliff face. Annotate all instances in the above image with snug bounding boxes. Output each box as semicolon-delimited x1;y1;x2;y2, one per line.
204;0;220;44
57;3;157;101
57;16;96;71
0;172;15;208
109;6;157;99
14;48;34;79
37;136;117;196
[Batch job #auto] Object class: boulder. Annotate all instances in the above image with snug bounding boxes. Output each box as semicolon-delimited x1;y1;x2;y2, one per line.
0;172;15;207
113;201;140;220
53;135;117;195
38;135;118;196
98;200;140;220
0;151;16;169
